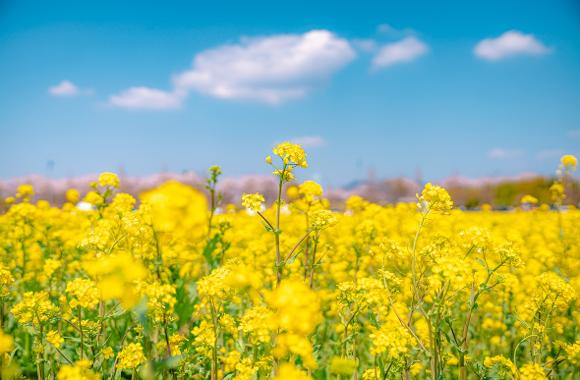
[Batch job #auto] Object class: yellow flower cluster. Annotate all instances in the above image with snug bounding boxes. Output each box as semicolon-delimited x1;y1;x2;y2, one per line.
97;172;120;188
141;281;176;322
520;194;538;205
0;264;14;296
101;346;114;359
416;182;454;214
534;272;576;311
46;330;64;348
241;193;265;212
275;363;311;380
564;340;580;367
117;342;146;369
65;188;80;204
16;184;34;200
88;252;146;308
267;142;309;181
329;356;357;376
561;154;577;169
11;291;58;325
56;360;99;380
268;280;322;369
519;362;547;379
66;278;100;309
0;330;14;354
309;209;337;230
483;355;516;376
159;333;185;355
272;142;308;168
369;318;414;360
239;306;273;344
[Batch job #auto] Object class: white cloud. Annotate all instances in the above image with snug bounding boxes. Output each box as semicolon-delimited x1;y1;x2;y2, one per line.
371;36;429;69
376;23;415;37
49;80;79;96
288;136;326;148
488;148;524;159
352;38;377;53
474;30;550;61
109;87;184;110
568;130;580;139
173;30;356;104
108;30;355;109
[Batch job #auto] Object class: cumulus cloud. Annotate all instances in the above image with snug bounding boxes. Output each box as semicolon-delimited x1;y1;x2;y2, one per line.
474;30;550;61
109;87;184;110
108;30;355;109
172;30;356;104
376;23;415;38
49;80;80;96
488;148;524;159
352;38;378;53
288;136;326;148
371;36;429;69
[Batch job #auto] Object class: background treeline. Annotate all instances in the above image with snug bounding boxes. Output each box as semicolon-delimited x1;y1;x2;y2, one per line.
1;174;578;211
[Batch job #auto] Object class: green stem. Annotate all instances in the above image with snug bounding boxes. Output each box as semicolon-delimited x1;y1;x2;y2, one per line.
163;313;176;380
274;165;286;286
309;236;319;289
207;188;216;239
209;300;219;380
284;230;313;262
78;306;84;361
55;347;73;364
37;322;45;380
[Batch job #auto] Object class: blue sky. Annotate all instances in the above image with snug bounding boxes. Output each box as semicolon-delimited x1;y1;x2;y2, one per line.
1;0;579;186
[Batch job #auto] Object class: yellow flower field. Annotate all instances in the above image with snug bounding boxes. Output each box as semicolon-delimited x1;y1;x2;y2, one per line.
0;145;578;379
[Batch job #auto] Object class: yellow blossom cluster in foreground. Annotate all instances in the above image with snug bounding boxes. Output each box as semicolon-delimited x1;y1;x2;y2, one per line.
0;146;578;379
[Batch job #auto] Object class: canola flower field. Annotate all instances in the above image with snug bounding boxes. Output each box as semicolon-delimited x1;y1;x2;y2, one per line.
0;144;578;380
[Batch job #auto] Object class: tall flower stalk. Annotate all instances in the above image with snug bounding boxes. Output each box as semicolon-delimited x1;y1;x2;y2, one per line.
242;142;308;287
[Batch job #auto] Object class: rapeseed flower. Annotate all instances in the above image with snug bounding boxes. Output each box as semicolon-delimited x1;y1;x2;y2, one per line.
97;172;120;188
272;142;308;168
66;278;100;309
560;154;577;169
0;330;13;354
117;343;146;369
416;182;453;214
46;330;64;348
241;193;265;212
57;360;99;380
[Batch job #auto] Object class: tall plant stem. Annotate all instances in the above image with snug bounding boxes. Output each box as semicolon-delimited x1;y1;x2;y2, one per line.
163;313;176;380
207;187;216;239
78;306;84;361
209;300;219;380
274;165;287;286
37;322;45;380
